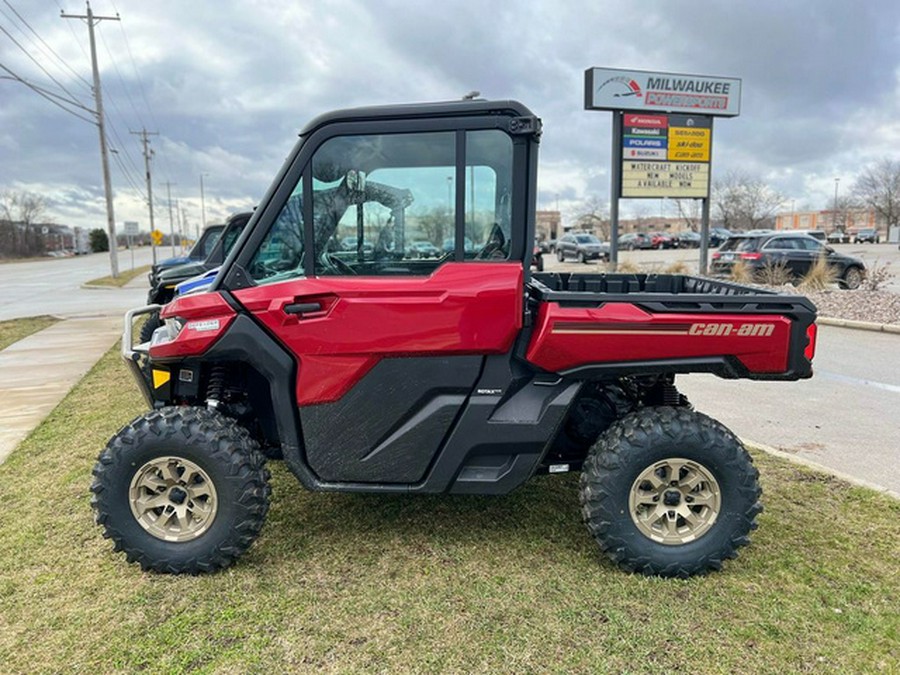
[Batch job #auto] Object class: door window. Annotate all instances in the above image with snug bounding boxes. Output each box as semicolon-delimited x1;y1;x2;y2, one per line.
247;181;306;284
310;130;514;276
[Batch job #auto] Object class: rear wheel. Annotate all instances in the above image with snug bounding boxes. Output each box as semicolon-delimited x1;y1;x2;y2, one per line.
580;406;761;577
841;266;863;290
91;407;271;573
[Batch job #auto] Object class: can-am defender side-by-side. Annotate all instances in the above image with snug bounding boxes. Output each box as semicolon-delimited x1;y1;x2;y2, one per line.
139;211;253;343
93;100;817;577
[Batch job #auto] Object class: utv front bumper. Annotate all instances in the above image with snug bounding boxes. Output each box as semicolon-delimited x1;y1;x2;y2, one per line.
122;304;162;407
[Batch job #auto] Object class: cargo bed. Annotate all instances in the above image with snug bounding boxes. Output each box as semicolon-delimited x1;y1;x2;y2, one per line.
526;272;818;381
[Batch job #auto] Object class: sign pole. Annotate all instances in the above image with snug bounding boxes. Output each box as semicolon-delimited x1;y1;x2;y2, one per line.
609;111;622;271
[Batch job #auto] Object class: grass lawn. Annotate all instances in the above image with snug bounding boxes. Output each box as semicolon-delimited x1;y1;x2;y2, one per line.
0;315;58;352
84;264;151;288
0;347;897;673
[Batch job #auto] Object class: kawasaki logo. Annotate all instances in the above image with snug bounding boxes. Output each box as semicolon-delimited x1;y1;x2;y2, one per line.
689;322;774;337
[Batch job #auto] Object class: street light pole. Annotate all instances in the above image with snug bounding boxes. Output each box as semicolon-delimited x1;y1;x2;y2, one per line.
833;178;840;232
199;173;208;239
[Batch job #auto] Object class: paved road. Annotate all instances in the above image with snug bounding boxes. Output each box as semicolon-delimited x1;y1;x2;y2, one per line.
0;248;157;320
678;324;899;497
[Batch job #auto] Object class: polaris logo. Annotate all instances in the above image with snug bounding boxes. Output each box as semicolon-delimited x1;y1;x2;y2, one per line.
689;322;774;337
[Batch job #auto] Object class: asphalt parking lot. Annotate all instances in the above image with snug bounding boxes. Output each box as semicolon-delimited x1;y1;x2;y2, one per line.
540;240;900;293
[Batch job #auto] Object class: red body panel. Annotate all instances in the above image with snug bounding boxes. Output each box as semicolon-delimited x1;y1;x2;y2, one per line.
152;292;236;359
526;302;793;374
232;263;523;405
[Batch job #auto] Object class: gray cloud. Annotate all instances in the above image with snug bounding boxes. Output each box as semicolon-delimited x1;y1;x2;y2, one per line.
2;0;899;230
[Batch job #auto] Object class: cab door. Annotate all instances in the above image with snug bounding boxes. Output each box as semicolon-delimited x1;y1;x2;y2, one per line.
229;125;528;484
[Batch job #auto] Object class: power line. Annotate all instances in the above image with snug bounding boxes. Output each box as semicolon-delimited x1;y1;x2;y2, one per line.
0;21;88;109
0;61;96;124
98;26;146;130
1;0;92;91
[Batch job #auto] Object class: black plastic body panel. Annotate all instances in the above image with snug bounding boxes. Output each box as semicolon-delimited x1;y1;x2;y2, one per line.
300;357;481;483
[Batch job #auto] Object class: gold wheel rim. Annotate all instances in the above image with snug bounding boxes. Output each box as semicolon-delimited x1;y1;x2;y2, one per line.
628;457;721;545
128;456;218;542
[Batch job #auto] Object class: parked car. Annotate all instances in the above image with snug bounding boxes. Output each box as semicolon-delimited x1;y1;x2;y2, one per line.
531;240;544;271
556;232;609;263
853;228;880;244
676;231;701;248
406;240;440;258
649;232;677;249
711;232;865;289
827;230;849;244
709;227;732;247
793;229;826;243
618;232;652;250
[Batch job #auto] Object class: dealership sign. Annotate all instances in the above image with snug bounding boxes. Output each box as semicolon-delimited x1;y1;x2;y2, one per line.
585;67;741;117
619;113;713;198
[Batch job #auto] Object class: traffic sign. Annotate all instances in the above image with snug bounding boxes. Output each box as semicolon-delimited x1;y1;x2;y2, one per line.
151;229;163;245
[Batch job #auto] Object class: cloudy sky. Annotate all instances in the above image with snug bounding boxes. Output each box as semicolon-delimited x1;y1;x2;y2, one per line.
2;0;899;233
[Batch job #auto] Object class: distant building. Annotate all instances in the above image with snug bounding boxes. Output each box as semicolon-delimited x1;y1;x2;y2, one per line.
775;208;878;234
535;210;561;241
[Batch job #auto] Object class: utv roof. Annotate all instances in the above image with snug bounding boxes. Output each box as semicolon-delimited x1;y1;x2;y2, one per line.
299;99;536;137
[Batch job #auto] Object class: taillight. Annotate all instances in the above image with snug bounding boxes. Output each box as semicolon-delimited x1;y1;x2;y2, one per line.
740;252;763;261
804;322;818;361
712;252;721;260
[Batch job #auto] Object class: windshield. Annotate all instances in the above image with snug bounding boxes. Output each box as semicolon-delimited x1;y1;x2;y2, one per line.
575;234;599;244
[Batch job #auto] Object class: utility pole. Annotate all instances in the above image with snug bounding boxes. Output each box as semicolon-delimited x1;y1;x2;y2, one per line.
165;181;177;256
61;2;120;278
131;128;158;264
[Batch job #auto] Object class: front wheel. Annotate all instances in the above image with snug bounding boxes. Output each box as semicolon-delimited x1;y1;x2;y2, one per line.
91;407;271;574
580;406;761;577
841;266;863;290
557;250;565;262
139;312;162;344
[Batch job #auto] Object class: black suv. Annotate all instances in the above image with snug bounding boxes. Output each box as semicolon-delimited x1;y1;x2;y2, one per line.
556;232;609;263
853;228;880;244
712;232;865;289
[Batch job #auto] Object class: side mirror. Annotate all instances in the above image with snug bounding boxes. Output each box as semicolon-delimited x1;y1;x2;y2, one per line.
825;246;835;255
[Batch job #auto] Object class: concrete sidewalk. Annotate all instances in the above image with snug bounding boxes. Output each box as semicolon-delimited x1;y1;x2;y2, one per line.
0;316;124;464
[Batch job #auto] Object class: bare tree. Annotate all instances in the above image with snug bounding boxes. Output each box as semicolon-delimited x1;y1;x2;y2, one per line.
0;190;50;258
712;171;784;232
571;196;610;239
852;158;900;231
672;198;701;231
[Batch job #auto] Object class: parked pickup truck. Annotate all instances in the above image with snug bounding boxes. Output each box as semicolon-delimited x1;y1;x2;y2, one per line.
95;99;818;578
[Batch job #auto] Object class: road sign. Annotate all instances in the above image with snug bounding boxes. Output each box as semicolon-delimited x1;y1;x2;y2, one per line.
123;221;140;236
150;229;163;245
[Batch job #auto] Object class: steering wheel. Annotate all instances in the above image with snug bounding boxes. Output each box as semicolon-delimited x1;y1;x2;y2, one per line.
476;224;507;260
322;253;357;275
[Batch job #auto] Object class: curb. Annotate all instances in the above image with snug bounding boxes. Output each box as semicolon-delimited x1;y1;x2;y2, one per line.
743;439;900;501
817;316;900;334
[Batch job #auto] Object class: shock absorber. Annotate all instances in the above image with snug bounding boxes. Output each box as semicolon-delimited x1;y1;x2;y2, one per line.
206;364;227;408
